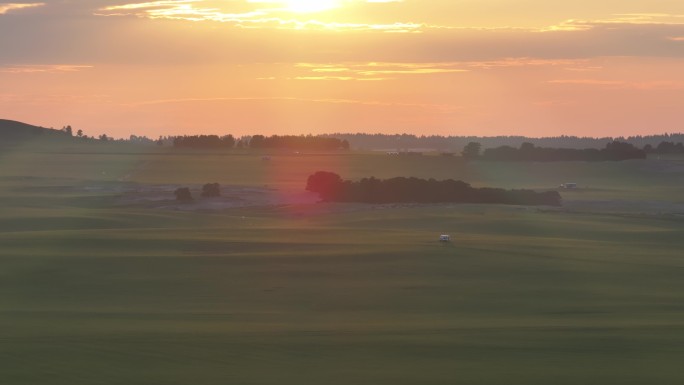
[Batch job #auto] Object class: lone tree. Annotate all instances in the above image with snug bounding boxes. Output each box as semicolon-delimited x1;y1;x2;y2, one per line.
201;183;221;197
461;142;482;160
174;187;193;203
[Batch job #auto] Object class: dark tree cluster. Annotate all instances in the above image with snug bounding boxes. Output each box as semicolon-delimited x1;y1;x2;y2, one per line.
461;142;482;160
128;135;156;144
481;141;646;162
643;141;684;154
249;135;349;150
174;183;221;202
201;183;221;197
61;125;73;136
174;187;193;202
306;172;561;206
173;135;236;149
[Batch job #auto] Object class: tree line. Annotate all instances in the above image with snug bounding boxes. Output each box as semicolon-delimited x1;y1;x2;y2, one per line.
473;141;647;162
170;134;349;150
173;135;236;149
644;141;684;154
306;172;562;206
247;135;349;150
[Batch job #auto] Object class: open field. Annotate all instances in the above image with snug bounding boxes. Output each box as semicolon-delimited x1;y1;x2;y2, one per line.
2;142;684;384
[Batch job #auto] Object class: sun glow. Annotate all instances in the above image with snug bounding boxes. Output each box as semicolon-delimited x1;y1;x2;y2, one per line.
282;0;341;13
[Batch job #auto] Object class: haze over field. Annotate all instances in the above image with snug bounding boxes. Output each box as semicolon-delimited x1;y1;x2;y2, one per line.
2;0;684;138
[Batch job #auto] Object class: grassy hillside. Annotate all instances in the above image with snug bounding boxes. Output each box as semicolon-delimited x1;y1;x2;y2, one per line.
1;142;684;384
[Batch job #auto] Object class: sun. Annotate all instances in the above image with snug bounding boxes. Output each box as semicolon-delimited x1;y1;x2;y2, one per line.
282;0;341;13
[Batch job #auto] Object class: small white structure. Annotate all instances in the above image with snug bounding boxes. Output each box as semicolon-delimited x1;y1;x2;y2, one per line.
439;234;451;242
559;183;578;189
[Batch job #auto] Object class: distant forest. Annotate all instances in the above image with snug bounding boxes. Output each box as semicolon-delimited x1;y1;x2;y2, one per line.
165;134;683;156
479;141;647;162
171;134;349;150
321;133;684;151
306;171;562;206
165;133;684;155
244;135;349;150
172;135;237;149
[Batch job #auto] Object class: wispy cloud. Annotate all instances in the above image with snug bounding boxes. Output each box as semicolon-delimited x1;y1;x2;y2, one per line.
548;79;684;90
98;1;266;22
0;92;111;103
97;0;423;32
294;76;388;81
294;76;356;81
562;66;603;72
596;13;684;25
292;59;590;80
294;62;468;80
127;95;460;113
533;100;576;107
0;2;44;14
0;64;93;73
95;1;684;35
548;79;624;86
544;13;684;32
464;58;583;69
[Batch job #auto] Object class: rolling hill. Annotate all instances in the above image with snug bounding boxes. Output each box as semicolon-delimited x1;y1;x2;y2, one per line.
0;119;71;143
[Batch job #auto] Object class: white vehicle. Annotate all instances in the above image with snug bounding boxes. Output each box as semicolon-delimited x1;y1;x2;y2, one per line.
439;235;451;242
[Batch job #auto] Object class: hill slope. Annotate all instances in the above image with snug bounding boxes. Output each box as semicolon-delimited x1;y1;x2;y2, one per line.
0;119;70;143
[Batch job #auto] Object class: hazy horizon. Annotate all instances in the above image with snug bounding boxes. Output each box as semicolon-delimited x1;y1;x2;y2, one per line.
2;0;684;138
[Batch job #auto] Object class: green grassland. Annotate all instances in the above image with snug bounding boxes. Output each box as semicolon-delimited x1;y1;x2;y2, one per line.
1;141;684;384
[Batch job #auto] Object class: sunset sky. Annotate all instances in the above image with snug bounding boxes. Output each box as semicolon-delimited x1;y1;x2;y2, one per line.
1;0;684;138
